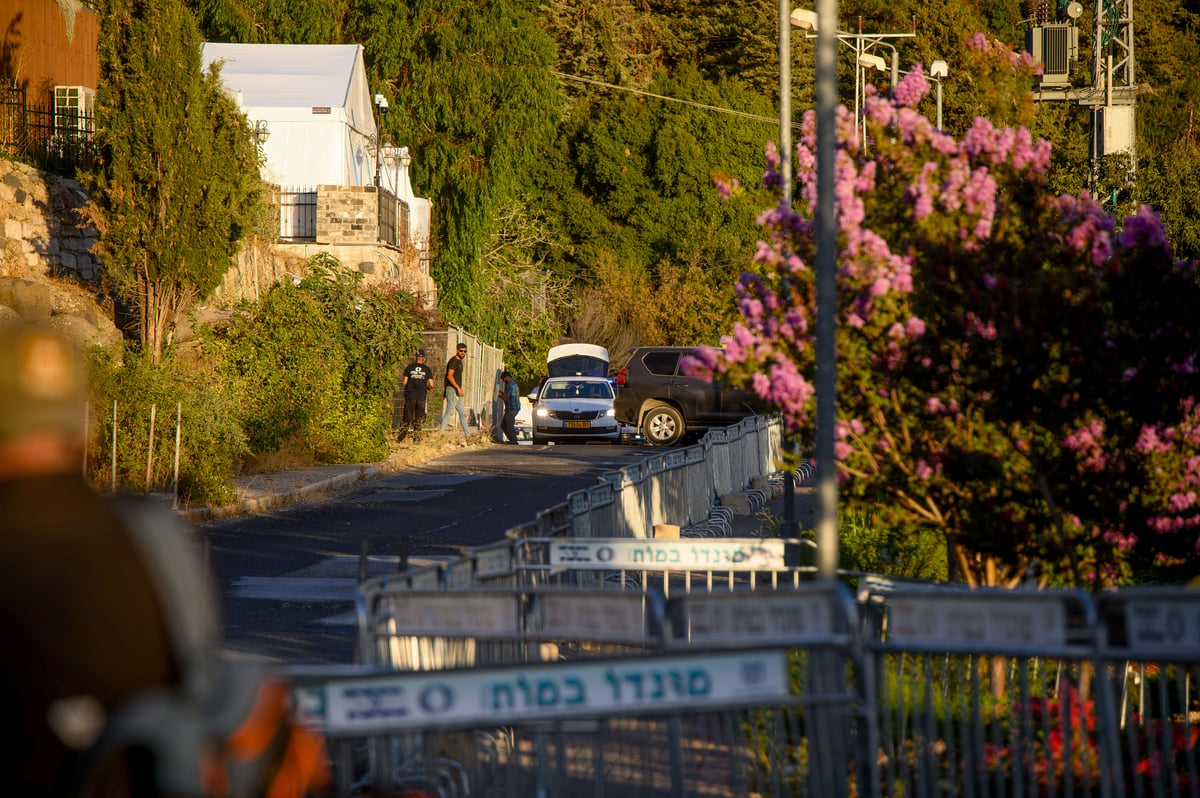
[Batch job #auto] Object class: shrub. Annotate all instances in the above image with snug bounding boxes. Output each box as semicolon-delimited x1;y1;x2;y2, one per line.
86;344;245;507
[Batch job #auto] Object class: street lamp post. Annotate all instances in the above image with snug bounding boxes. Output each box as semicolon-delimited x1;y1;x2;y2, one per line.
789;8;912;580
780;0;792;206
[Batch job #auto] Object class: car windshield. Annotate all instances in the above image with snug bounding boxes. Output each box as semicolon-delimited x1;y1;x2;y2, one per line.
541;380;613;401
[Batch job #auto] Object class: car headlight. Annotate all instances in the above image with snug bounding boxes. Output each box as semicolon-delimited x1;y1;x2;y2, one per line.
535;407;549;418
606;408;616;417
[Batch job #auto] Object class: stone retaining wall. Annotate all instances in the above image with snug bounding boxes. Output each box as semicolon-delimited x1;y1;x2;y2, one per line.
0;159;100;283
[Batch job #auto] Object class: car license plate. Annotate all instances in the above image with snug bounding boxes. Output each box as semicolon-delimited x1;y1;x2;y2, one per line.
565;421;591;430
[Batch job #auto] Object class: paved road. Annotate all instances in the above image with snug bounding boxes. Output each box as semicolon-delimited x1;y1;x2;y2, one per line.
198;442;659;665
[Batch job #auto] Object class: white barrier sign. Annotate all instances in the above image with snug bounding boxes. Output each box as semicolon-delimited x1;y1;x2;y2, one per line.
670;593;833;646
550;539;789;570
1123;600;1200;657
376;592;520;635
320;649;790;734
535;592;649;643
474;545;513;578
887;595;1067;648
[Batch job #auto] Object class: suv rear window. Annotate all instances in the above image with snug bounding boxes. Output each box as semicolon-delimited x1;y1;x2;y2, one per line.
641;351;680;376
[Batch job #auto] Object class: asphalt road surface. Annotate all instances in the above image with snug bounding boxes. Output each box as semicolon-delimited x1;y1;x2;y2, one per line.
199;442;657;665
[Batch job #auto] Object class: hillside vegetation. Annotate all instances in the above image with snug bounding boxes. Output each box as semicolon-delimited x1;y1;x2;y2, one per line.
9;0;1199;516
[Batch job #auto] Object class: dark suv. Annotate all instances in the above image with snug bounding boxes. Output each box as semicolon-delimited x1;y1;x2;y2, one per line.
613;346;759;446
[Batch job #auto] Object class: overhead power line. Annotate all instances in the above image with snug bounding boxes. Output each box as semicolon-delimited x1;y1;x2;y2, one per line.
554;71;797;129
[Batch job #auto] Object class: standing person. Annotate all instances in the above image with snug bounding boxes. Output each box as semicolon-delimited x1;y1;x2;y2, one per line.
498;370;522;444
399;348;436;443
0;323;326;796
438;341;471;445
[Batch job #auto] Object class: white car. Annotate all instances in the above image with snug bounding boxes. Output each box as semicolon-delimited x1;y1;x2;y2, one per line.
513;395;535;443
532;376;620;444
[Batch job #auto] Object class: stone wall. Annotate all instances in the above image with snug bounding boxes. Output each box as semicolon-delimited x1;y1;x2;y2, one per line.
0;159;437;325
0;159;100;283
317;184;378;245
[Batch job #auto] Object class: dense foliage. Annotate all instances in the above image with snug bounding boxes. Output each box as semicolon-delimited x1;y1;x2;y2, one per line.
201;260;424;466
688;41;1200;589
86;346;247;506
75;0;1200;520
89;0;265;363
179;0;1200;369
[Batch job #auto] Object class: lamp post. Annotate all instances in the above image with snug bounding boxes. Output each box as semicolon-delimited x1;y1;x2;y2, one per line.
779;0;792;206
791;7;913;583
876;61;949;130
372;93;389;187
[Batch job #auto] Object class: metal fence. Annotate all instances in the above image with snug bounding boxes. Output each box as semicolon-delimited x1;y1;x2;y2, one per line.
293;583;863;797
401;328;505;439
0;82;97;174
278;186;317;241
283;418;1200;797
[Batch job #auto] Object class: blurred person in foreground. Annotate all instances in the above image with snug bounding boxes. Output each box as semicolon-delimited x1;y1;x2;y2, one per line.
0;323;327;796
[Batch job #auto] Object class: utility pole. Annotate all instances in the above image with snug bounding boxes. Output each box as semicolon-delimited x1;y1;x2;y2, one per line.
1026;0;1137;199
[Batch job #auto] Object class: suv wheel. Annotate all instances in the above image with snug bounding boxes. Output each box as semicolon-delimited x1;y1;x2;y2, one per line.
643;405;685;446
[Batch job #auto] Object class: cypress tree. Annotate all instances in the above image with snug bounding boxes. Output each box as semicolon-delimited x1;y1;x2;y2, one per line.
89;0;264;362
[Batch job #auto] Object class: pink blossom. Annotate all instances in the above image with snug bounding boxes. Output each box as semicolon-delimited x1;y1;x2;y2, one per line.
915;460;934;480
893;68;929;108
1117;205;1170;253
1136;425;1172;454
906;317;926;337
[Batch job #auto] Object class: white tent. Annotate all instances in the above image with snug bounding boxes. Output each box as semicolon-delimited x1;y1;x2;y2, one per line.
200;43;377;188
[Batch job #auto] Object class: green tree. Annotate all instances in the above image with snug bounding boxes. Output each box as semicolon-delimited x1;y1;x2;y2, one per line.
189;0;346;43
347;0;561;344
205;259;422;462
532;64;771;349
1137;140;1200;261
89;0;264;363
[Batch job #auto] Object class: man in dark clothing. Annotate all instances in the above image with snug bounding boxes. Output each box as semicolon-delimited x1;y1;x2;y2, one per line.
400;348;436;442
498;370;522;444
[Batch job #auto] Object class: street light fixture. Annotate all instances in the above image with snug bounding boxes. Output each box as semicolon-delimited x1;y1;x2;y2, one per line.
929;59;948;130
252;119;270;144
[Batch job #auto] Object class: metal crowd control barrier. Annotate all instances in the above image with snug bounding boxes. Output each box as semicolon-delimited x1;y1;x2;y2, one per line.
522;415;784;543
291;582;864;798
355;587;663;669
857;582;1110;798
1092;589;1200;798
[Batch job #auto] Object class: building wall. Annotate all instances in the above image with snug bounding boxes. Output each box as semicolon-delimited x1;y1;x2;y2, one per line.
2;0;100;109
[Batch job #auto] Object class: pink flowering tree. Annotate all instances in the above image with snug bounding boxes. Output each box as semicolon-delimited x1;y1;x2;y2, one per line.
693;41;1200;589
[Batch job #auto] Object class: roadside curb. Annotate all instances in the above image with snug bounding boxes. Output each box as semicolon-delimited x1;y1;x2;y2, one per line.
183;465;381;524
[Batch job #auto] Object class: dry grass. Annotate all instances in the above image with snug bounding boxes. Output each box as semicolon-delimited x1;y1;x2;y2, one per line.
236;428;488;478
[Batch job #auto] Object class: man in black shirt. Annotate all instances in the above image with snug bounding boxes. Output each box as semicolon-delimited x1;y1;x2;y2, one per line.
399;348;436;442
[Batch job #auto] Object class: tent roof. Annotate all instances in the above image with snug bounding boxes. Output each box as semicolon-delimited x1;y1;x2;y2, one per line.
200;43;363;110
